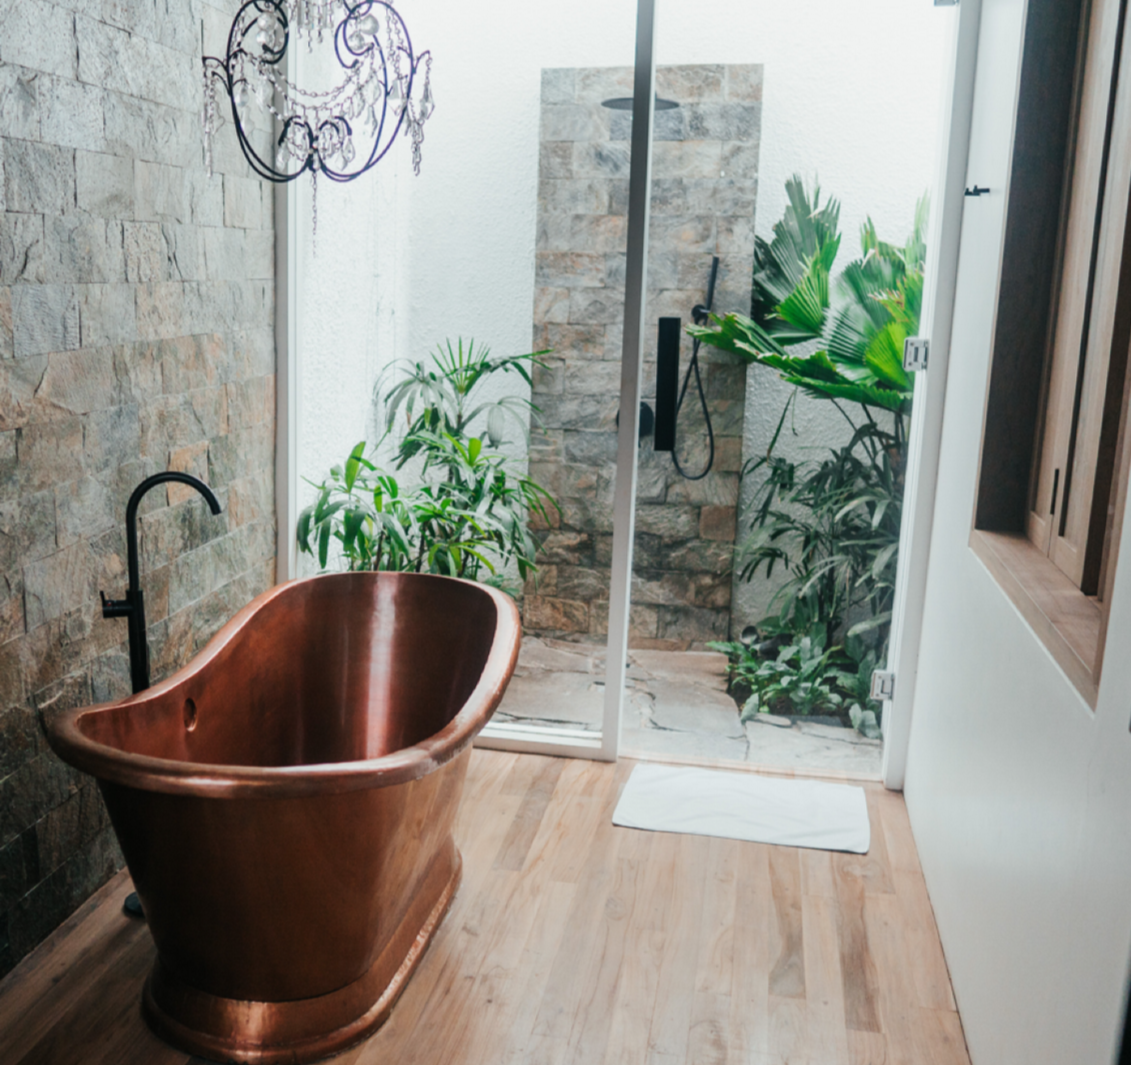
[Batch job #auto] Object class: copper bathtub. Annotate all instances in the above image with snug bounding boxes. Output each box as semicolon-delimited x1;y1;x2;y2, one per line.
45;571;520;1064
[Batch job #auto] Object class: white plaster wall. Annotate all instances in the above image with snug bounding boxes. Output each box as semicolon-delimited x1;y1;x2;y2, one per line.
296;0;950;592
904;0;1131;1061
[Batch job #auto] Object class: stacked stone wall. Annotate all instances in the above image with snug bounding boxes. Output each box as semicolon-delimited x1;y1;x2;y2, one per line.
526;64;761;650
0;0;276;975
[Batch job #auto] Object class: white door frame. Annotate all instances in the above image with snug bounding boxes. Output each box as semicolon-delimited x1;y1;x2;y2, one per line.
881;0;982;789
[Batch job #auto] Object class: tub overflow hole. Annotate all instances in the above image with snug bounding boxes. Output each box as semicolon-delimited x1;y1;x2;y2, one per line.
183;698;198;731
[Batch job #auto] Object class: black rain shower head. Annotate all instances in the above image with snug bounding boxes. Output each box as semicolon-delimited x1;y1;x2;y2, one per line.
600;95;679;110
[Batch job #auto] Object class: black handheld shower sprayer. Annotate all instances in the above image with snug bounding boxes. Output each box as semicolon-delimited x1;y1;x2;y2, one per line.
652;256;720;480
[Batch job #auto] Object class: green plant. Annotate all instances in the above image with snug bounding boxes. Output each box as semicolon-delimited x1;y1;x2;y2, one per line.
741;406;902;646
689;174;926;423
710;624;846;721
695;176;927;734
297;339;558;585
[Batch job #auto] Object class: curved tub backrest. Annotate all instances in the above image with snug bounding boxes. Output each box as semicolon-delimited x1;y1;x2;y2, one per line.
61;572;515;775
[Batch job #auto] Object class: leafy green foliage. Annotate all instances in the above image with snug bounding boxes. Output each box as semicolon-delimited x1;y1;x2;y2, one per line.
688;174;927;416
711;625;845;720
740;406;901;644
297;339;559;586
699;177;927;735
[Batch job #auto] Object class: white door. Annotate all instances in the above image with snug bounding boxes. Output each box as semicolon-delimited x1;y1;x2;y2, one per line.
895;0;1131;1060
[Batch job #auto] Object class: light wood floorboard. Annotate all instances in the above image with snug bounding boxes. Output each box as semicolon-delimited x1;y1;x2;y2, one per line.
0;751;970;1065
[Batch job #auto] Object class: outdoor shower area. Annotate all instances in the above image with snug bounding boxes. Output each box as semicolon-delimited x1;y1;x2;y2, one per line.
294;0;949;775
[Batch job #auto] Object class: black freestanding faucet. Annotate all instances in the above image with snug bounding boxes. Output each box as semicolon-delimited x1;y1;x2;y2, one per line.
101;472;223;694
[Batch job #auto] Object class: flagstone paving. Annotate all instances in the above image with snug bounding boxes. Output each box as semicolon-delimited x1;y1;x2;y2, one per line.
495;637;883;777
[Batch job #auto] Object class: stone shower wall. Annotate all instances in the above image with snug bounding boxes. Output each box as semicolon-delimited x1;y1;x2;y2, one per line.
0;0;276;976
525;64;760;650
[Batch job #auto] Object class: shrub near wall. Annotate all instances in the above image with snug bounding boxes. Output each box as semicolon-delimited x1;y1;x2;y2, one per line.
0;0;276;975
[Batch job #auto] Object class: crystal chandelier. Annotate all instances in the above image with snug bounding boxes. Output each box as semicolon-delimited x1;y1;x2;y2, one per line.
202;0;433;227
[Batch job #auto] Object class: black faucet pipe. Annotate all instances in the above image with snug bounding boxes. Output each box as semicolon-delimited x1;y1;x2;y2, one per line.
102;472;222;694
671;255;720;481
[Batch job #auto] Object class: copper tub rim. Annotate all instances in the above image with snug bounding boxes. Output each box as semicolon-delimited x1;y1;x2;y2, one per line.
44;571;521;799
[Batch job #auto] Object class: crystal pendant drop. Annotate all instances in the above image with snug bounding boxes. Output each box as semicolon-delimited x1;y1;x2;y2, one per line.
276;144;289;168
347;30;365;51
357;13;379;35
342;138;355;165
233;81;250;109
418;80;434;120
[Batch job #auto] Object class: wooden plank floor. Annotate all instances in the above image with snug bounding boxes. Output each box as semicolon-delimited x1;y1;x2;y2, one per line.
0;752;970;1065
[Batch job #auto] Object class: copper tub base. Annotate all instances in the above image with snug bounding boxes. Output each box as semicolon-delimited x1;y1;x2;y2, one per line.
142;846;462;1064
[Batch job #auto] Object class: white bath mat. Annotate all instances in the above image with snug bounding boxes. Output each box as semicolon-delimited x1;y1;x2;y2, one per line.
612;763;871;854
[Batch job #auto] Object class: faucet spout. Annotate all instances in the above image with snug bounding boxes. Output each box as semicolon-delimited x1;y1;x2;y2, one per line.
103;472;224;694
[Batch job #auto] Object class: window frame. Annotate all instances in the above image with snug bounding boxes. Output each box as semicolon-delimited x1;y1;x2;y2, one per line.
970;0;1131;708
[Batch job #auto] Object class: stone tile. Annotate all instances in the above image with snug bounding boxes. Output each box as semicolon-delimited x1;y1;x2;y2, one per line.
121;221;164;283
0;0;78;79
569;214;627;255
657;65;726;103
539;178;610;215
541;104;609;143
39;77;106;152
523;595;588;634
725;65;764;103
533;288;570;326
699;504;736;542
43;215;126;285
540;68;577;105
185;168;225;227
0;288;12;358
136;281;186;340
561;360;621;397
575;67;633;102
83;404;140;474
54;475;114;548
0;357;45;431
0;65;41;142
103;91;197;168
666;472;740;508
226;374;273;430
536;392;617;433
3;140;75;216
652;140;724;179
657;604;729;643
496;670;604;728
539;142;572;179
223;175;262;229
162;223;208;283
744;718;881;775
12;284;80;357
135;159;186;223
0;488;56;569
158;333;227;394
167;440;210;502
685;103;761;142
31;347;117;422
635;504;698;541
24;542;94;631
75;150;135;219
568;287;625;325
663;540;735;575
572;141;631;179
534;322;607;359
77;283;136;347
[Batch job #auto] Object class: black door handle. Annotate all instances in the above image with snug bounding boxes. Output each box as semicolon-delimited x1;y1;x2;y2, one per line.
653;317;681;452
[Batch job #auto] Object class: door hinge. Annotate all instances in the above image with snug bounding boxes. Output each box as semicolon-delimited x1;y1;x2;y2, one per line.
870;670;896;701
903;336;930;372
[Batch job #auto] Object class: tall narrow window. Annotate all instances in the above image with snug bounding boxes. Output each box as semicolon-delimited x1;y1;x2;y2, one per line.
1028;0;1131;596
